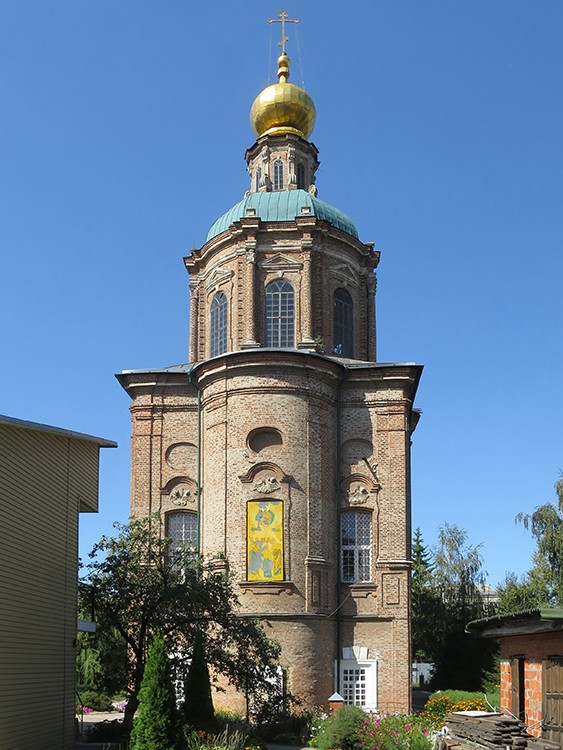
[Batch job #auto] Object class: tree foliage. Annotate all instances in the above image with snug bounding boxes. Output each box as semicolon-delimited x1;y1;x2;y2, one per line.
433;523;487;620
430;523;496;691
512;476;563;606
182;630;216;731
411;525;497;691
76;624;127;697
496;551;553;614
129;633;187;750
81;517;281;732
411;527;444;662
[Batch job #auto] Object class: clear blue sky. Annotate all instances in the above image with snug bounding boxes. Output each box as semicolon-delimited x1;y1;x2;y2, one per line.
2;1;561;586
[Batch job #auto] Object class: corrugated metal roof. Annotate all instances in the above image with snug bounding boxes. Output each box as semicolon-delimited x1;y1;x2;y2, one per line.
0;414;117;448
467;608;563;632
206;189;359;241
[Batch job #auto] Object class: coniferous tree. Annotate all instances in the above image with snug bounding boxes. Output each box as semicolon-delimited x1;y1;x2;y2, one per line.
182;630;216;731
411;528;444;663
129;634;187;750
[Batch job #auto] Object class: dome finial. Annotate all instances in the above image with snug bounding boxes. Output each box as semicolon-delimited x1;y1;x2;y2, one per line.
268;10;299;56
277;52;290;83
250;10;315;140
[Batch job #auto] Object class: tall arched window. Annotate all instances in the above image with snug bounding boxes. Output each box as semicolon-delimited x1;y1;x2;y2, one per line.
340;511;372;583
166;511;198;567
296;162;306;190
255;167;262;192
210;292;228;357
333;288;354;357
265;279;294;347
273;159;284;190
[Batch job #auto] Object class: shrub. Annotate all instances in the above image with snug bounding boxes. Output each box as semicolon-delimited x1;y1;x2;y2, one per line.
254;709;313;744
77;690;114;712
183;631;216;732
84;719;124;743
129;634;187;750
359;714;432;750
316;705;366;750
185;727;262;750
419;691;489;729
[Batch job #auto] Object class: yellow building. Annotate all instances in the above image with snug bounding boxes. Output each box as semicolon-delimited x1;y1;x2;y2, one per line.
0;415;115;750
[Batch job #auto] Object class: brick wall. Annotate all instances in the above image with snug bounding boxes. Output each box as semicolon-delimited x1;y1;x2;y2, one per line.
499;631;563;737
120;353;420;712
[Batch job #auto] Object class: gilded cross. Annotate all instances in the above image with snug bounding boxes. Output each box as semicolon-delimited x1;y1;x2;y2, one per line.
268;10;299;55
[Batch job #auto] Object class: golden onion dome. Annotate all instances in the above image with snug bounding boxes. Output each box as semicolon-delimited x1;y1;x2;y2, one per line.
250;53;316;140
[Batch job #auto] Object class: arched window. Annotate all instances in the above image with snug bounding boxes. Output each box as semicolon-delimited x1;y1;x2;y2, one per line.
333;288;354;357
265;279;294;347
210;291;227;357
340;511;372;583
255;167;262;192
273;159;284;190
296;162;306;190
166;511;198;567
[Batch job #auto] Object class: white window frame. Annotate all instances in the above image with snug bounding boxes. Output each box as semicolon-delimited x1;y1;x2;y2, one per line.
340;511;372;583
337;657;377;711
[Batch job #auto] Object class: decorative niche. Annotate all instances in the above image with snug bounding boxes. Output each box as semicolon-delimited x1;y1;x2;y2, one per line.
247;427;283;455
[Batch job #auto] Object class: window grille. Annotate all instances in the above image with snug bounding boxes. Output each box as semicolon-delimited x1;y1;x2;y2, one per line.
340;511;372;583
167;512;198;566
333;288;354;357
273;159;284;190
342;667;367;706
265;279;294;347
210;292;227;357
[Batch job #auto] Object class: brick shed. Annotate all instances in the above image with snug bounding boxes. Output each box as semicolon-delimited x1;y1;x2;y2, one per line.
467;608;563;744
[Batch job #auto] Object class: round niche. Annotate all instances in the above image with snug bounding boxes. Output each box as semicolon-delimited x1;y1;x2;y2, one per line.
341;439;373;465
247;427;283;455
165;443;197;473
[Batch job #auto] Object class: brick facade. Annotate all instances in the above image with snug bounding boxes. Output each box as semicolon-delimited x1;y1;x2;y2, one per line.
118;72;422;713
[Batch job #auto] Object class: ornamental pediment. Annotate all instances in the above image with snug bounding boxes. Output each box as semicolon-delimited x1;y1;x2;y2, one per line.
204;266;234;290
258;253;303;271
330;264;359;286
340;472;380;508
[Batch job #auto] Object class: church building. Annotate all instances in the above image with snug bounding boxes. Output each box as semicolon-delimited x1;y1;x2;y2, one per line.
118;26;422;714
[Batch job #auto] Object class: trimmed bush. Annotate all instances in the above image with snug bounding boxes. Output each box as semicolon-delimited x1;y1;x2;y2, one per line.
182;630;216;732
129;634;187;750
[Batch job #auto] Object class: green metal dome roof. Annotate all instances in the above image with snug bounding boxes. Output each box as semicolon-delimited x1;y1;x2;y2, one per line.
206;189;359;241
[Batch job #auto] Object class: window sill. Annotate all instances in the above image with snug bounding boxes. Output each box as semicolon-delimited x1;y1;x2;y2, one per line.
340;582;378;598
239;581;295;596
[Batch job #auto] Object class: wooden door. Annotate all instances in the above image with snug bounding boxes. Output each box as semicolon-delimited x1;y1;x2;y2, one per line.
543;657;563;744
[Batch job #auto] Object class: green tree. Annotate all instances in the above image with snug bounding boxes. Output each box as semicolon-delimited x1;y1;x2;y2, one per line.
182;630;215;731
514;475;563;605
82;517;281;733
430;523;497;691
76;623;128;697
411;527;444;662
129;633;187;750
496;551;553;614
